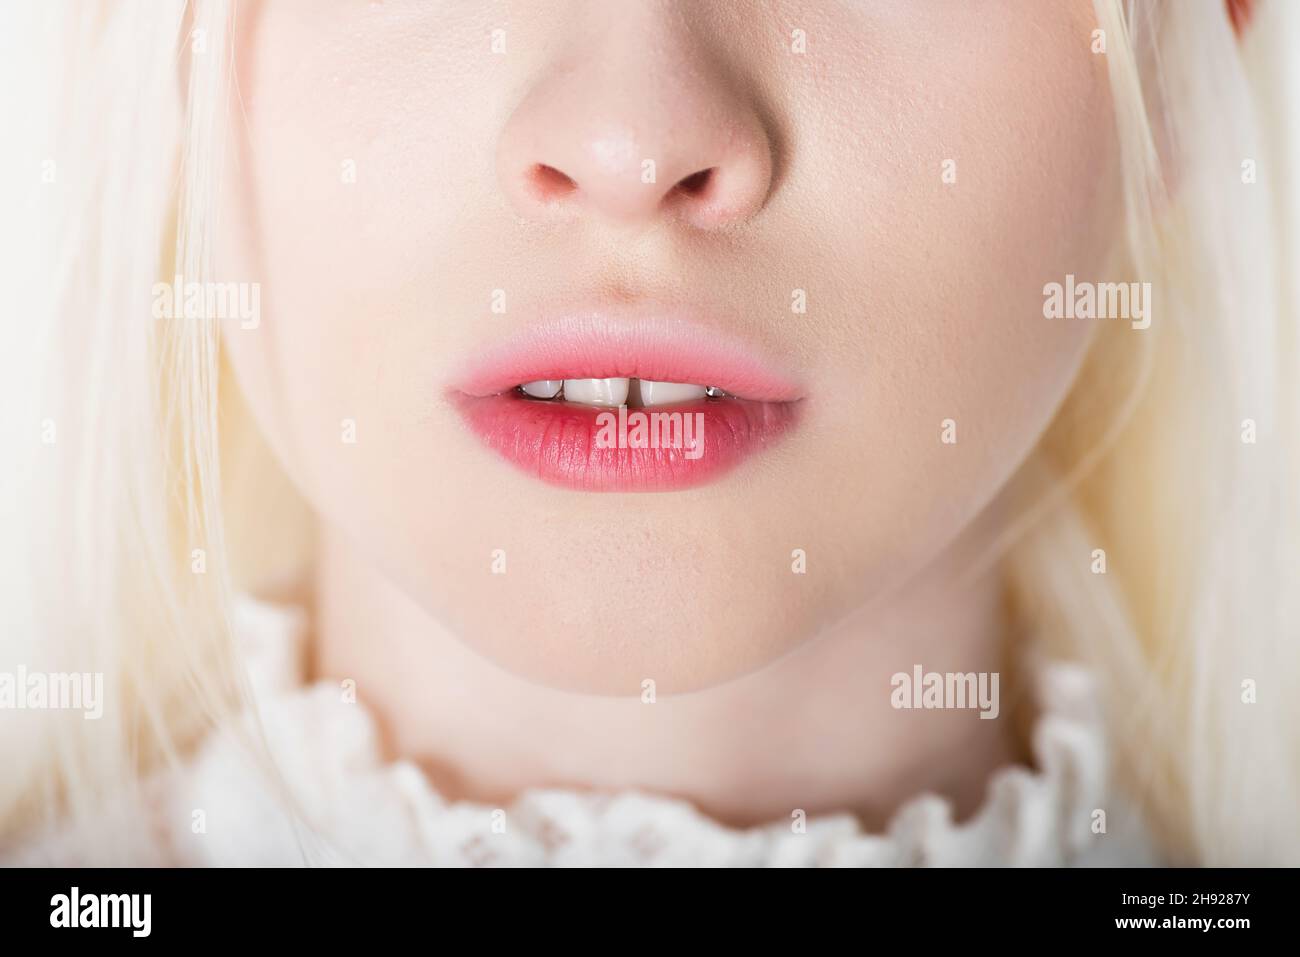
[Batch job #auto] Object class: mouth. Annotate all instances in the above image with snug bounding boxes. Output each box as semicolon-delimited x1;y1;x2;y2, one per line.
451;316;803;492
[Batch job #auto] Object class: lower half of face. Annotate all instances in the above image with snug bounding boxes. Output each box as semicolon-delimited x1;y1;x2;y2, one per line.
219;0;1117;693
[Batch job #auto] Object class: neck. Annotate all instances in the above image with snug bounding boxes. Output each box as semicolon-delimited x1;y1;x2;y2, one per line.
310;518;1025;829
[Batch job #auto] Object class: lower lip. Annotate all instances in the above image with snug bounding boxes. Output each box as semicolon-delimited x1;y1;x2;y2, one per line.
454;393;800;492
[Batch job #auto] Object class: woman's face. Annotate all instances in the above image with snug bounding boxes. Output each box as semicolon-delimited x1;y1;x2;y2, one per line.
219;0;1116;693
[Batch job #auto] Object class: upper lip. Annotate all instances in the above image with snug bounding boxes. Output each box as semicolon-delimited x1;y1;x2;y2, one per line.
451;309;805;403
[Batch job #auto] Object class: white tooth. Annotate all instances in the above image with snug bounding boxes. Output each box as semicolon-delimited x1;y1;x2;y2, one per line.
562;377;630;407
638;381;708;407
521;379;563;399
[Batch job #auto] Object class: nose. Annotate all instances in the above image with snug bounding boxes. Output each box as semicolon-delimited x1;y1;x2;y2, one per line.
496;14;774;230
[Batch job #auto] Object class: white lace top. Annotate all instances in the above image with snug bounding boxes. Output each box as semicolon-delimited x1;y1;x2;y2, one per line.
14;596;1159;866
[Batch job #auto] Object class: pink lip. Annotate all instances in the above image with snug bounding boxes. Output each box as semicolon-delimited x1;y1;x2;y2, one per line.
451;315;804;492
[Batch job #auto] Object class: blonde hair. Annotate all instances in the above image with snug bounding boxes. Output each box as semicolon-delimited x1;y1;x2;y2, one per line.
1;0;1296;864
1009;0;1300;862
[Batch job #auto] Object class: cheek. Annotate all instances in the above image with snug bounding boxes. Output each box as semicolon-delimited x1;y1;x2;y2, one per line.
216;2;495;516
779;1;1115;589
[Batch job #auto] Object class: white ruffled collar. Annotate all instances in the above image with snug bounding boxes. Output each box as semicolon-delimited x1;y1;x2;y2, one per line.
116;594;1155;867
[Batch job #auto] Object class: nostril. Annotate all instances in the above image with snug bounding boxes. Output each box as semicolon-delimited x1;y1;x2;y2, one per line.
529;163;579;203
673;168;715;199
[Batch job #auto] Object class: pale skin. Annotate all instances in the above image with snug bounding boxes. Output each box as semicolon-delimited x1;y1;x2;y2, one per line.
219;1;1116;826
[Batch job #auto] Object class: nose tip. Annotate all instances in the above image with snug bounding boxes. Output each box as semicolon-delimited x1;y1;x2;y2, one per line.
511;130;771;229
497;58;774;230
